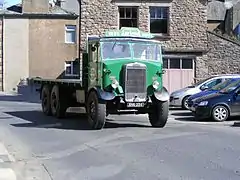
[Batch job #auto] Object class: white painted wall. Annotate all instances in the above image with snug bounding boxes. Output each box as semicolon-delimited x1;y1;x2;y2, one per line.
3;18;29;92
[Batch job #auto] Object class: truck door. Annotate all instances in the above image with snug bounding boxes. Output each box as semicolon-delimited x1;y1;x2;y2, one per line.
88;43;99;89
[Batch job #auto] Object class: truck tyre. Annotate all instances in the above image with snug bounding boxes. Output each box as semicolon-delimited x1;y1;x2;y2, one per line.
148;98;169;128
41;85;52;116
86;91;106;130
50;85;68;118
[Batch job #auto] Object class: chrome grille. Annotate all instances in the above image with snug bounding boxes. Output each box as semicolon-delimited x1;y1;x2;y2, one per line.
124;63;147;102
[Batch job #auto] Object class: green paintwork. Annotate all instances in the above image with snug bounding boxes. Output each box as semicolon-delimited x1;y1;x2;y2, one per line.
85;27;164;98
104;27;154;39
102;59;163;96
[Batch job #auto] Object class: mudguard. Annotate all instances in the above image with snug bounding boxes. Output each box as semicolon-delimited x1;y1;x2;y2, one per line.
154;86;170;102
91;87;116;101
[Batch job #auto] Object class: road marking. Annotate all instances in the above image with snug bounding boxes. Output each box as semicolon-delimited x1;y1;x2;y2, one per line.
0;168;17;180
0;142;15;162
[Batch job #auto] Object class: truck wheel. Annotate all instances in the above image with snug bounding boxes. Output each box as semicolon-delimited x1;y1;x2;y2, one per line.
148;99;169;128
86;91;106;130
50;85;68;118
41;85;52;116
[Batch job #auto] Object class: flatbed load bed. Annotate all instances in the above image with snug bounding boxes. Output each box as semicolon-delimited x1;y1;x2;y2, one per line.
30;78;83;87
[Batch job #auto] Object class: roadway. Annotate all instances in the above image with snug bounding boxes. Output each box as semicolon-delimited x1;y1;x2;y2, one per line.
0;99;239;180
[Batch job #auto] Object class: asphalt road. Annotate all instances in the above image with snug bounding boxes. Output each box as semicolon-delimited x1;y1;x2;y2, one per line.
0;98;240;180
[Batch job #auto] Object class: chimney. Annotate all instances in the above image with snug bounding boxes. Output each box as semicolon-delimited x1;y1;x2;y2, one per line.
22;0;49;13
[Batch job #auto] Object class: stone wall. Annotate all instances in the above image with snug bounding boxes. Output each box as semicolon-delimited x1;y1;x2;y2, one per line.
163;0;207;51
200;31;240;76
80;0;208;52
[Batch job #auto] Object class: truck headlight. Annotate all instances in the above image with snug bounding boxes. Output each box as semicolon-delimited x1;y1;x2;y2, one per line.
152;80;160;90
198;101;208;106
110;76;119;89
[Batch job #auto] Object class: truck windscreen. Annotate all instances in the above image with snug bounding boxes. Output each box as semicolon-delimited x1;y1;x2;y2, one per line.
101;40;162;61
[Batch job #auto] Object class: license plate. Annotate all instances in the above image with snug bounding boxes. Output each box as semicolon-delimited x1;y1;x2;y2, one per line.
127;102;145;108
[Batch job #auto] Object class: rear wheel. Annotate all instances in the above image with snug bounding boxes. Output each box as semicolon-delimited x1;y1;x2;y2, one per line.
50;85;68;118
211;105;229;122
41;85;52;116
86;91;106;130
148;97;169;128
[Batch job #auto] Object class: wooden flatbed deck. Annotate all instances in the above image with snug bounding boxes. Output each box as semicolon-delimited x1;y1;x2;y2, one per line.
29;78;83;88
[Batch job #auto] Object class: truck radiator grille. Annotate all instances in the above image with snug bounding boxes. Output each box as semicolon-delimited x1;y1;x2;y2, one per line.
124;63;147;102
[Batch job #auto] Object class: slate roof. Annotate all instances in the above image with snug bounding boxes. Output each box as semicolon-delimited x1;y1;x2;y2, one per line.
0;3;78;17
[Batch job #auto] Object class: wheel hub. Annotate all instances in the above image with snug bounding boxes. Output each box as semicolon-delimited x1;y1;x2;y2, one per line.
214;107;227;121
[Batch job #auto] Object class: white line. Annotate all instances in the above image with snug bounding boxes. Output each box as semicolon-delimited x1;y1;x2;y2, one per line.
0;159;4;163
0;142;15;162
0;143;9;155
0;168;17;180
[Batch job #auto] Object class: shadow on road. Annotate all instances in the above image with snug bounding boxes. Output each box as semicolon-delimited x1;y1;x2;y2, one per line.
171;110;240;123
0;84;41;104
231;121;240;127
171;112;193;116
5;110;150;130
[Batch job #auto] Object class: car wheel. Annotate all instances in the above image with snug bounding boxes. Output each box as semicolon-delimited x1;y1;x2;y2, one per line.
182;96;190;110
211;105;229;122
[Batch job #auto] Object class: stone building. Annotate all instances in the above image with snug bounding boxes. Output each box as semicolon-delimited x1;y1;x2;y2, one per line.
206;0;240;76
77;0;208;93
0;0;79;92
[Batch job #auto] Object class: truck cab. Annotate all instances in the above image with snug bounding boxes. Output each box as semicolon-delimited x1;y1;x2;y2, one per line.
82;27;170;129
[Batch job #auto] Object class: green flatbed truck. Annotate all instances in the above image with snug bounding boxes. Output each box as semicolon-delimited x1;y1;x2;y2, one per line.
30;27;170;130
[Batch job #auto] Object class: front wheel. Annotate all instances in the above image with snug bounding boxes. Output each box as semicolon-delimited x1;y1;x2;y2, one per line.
182;96;190;110
86;91;106;130
211;105;229;122
148;98;169;128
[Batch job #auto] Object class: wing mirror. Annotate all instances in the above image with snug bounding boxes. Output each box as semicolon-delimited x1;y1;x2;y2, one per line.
200;85;209;91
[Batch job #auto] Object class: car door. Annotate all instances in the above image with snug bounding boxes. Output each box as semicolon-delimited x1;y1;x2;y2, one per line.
231;87;240;116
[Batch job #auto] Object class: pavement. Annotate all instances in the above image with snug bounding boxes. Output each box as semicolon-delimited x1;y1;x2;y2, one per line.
0;94;240;179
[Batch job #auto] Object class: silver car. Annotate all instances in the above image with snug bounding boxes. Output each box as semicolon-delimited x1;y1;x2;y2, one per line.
169;74;240;109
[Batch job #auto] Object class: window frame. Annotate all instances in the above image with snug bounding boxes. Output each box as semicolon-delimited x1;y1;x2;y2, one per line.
64;61;78;77
163;57;194;70
65;25;76;44
118;6;139;29
148;5;170;36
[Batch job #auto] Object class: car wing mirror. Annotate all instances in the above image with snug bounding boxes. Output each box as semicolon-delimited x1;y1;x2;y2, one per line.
200;85;209;90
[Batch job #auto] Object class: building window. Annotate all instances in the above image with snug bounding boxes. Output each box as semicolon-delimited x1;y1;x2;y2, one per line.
163;58;194;69
149;7;169;35
65;25;76;43
119;7;138;28
64;61;79;76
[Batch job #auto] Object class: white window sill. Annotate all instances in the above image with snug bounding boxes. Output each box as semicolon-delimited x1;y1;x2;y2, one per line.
65;42;76;44
65;74;79;77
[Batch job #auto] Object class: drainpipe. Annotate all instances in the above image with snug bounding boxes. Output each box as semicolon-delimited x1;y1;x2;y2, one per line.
78;0;82;58
1;15;4;91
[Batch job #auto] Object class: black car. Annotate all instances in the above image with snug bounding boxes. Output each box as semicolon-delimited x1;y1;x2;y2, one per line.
191;80;240;122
